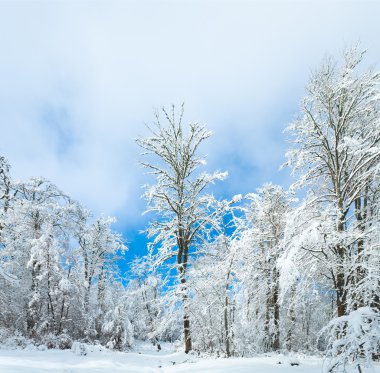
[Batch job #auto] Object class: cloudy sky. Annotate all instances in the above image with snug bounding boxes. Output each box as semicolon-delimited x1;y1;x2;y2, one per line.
0;1;379;255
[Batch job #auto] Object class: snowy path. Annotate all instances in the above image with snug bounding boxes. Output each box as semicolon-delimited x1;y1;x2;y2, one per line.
0;344;378;373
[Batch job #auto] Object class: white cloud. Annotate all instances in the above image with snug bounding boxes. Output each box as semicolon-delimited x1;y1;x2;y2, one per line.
0;1;379;231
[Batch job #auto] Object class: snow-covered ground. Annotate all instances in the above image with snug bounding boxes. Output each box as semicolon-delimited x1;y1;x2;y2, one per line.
0;342;379;373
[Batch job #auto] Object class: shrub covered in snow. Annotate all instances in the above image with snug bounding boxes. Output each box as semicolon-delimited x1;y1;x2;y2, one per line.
71;342;88;356
45;333;73;350
322;307;380;372
0;332;34;350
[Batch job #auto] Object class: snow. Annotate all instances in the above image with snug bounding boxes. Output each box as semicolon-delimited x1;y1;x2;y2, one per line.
1;342;378;373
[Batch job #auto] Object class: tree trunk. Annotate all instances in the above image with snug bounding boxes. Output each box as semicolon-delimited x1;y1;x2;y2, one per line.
272;269;280;351
178;232;192;353
224;292;230;357
265;266;280;351
180;274;192;353
336;201;347;317
183;308;192;353
223;246;234;357
353;195;366;309
286;285;296;352
27;260;40;338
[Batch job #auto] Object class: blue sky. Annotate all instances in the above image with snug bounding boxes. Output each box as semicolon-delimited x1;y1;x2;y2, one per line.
0;1;379;261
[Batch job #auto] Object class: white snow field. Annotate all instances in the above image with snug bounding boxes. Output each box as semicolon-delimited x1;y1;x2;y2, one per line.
0;342;379;373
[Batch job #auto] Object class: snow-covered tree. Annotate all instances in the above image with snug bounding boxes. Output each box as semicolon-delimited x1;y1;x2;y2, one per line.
188;232;238;356
73;211;125;339
101;282;134;351
137;105;227;353
0;178;72;337
283;45;380;318
0;155;17;283
127;255;167;350
243;184;292;351
0;156;129;350
0;156;12;219
226;184;294;353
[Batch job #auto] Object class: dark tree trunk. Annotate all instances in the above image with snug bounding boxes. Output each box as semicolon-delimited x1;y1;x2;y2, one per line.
181;277;192;353
336;202;347;317
27;260;41;338
224;294;230;357
286;285;296;351
183;310;192;353
272;269;280;351
265;266;280;351
353;195;367;309
178;230;192;353
223;246;234;357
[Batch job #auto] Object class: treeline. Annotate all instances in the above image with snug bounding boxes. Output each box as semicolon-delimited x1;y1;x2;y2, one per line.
1;45;380;371
0;160;132;350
